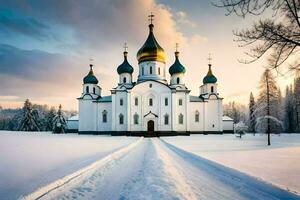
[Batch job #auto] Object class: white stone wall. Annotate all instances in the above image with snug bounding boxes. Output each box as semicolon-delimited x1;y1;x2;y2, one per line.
204;96;223;132
170;73;185;85
172;91;188;132
130;81;172;131
96;102;112;132
138;61;166;83
188;102;205;132
113;91;128;132
82;84;101;97
119;73;132;85
78;98;97;132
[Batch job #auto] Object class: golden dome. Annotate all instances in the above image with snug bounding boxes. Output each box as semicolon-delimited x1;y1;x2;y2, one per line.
137;24;166;64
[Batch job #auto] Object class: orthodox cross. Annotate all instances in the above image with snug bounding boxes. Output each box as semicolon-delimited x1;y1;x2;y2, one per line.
148;12;154;24
175;43;179;52
208;53;212;65
89;58;94;65
123;42;128;52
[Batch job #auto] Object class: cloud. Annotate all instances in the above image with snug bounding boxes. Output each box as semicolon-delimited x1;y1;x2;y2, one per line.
189;34;207;45
175;11;197;28
0;9;50;40
0;0;209;109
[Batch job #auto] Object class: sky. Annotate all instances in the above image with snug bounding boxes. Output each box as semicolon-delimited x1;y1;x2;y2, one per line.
0;0;296;110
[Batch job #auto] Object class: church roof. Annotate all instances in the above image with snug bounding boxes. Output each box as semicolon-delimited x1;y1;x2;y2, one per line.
169;51;186;75
136;23;166;63
203;64;217;84
189;95;204;102
97;95;112;102
117;51;134;74
83;64;99;84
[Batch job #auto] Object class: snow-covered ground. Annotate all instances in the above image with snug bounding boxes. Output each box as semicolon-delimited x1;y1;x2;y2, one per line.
0;131;138;200
1;132;299;200
163;134;300;195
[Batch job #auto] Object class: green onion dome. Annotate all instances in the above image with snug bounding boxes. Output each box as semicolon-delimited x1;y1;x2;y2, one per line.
203;64;217;84
136;23;166;64
169;51;186;75
117;51;134;74
83;64;98;84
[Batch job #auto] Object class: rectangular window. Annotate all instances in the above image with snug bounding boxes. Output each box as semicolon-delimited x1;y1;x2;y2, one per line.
179;114;184;124
135;98;138;106
165;98;168;106
103;114;107;123
179;99;183;106
195;114;199;122
149;98;153;106
120;99;123;106
164;115;169;125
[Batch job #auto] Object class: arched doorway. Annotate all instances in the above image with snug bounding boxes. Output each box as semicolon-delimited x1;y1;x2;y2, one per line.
147;120;154;132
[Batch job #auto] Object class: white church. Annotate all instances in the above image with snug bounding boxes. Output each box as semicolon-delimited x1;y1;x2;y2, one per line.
77;19;225;136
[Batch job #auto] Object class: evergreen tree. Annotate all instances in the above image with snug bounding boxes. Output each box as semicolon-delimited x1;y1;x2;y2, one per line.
52;104;67;133
294;76;300;132
18;99;40;131
284;85;295;133
255;69;283;145
248;92;256;133
45;107;56;131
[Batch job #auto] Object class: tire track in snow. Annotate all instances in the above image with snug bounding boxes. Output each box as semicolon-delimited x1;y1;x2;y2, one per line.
20;138;143;200
160;139;300;200
118;138;198;200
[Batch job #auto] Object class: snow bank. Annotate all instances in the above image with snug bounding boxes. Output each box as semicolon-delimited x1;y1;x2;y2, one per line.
163;134;300;194
0;131;138;200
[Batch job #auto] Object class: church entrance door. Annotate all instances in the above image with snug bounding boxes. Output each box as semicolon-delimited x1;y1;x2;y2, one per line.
147;120;154;132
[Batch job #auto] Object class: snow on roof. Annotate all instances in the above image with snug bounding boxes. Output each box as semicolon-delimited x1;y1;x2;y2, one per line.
222;116;234;121
67;115;79;121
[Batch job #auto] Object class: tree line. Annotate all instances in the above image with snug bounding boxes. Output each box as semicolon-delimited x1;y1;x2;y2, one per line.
224;69;300;134
0;99;77;133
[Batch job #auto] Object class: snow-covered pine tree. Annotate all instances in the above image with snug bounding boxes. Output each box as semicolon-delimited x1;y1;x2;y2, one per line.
284;85;295;133
18;99;40;131
294;75;300;132
45;107;56;131
52;104;67;133
234;121;248;138
248;92;256;134
255;69;283;145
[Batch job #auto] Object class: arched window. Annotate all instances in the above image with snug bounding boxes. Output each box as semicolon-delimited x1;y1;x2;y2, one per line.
158;67;160;75
150;66;152;74
120;98;123;106
123;77;126;83
93;87;96;94
86;86;89;93
195;111;199;122
179;113;184;124
165;98;168;106
164;114;169;125
149;98;153;106
134;113;139;125
102;110;107;123
179;99;183;106
177;77;180;84
142;67;144;75
135;97;138;106
211;86;214;93
119;114;124;125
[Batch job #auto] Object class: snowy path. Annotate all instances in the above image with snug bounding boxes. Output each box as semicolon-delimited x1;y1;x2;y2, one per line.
22;138;300;200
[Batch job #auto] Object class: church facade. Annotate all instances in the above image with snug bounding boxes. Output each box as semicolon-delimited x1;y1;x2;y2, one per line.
78;21;223;136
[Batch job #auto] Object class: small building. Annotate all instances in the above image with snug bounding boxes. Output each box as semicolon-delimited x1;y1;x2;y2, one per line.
66;115;79;133
222;116;234;133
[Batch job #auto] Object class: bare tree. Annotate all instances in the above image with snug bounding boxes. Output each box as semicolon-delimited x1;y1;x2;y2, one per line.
215;0;300;71
255;69;283;145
